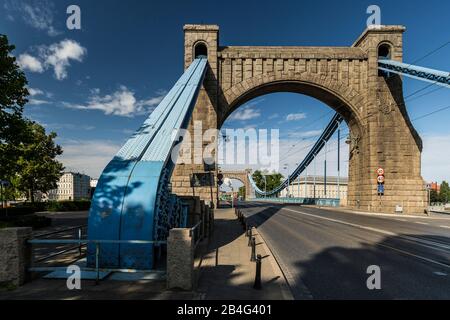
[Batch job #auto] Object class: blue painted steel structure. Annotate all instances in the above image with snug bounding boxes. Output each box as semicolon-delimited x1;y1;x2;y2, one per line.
87;58;207;269
86;54;449;269
378;59;450;88
248;113;344;197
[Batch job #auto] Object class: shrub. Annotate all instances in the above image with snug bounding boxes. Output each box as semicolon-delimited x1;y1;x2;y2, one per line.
46;200;91;212
0;206;37;217
0;214;51;230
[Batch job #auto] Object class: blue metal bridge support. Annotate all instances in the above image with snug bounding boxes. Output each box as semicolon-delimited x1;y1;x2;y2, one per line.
248;112;344;197
87;58;208;270
378;59;450;88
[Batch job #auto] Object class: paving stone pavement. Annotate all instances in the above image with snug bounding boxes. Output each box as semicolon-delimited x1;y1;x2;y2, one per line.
195;207;293;300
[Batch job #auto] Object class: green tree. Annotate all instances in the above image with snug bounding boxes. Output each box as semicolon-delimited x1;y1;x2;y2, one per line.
238;186;245;198
16;120;64;202
430;189;439;203
0;34;29;181
439;181;450;203
252;170;284;196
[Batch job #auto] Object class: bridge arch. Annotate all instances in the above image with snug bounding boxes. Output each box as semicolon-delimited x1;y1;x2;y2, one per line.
220;170;253;200
219;74;366;137
172;24;427;214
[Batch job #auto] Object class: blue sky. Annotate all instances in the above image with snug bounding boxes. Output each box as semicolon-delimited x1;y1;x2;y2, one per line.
1;0;450;183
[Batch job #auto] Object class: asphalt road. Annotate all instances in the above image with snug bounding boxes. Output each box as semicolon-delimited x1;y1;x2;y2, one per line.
238;202;450;299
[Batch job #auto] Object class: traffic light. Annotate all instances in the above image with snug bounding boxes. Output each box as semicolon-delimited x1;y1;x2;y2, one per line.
217;173;224;186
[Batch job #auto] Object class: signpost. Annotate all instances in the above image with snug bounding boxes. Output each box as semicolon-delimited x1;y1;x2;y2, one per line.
426;183;432;207
377;168;385;209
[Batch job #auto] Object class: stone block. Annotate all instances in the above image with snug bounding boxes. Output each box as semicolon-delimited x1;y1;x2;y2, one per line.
0;227;32;287
167;228;194;290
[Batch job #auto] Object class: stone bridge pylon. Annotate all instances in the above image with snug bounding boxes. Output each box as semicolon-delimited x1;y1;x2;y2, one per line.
220;169;253;200
171;24;427;214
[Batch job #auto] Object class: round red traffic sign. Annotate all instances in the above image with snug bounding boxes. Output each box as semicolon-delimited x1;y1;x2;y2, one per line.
377;175;385;183
377;167;385;176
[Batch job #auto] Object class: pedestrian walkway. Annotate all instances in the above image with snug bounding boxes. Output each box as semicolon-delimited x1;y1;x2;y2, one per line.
195;207;293;300
0;207;292;300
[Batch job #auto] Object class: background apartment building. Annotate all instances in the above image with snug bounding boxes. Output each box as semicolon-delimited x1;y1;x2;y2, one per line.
48;172;91;201
281;176;348;206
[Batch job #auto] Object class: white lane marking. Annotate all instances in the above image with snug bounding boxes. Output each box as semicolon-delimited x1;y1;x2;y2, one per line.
433;271;447;276
415;221;429;225
282;207;450;267
375;243;450;270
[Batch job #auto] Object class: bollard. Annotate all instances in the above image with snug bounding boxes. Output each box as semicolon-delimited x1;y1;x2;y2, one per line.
95;242;100;285
248;227;253;246
253;254;262;290
78;227;82;257
250;237;256;262
246;225;251;237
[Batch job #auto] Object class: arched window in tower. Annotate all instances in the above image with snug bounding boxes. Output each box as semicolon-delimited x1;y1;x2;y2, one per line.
194;43;208;59
378;43;392;77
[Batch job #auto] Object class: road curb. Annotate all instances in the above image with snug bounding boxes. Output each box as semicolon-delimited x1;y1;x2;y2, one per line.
253;226;312;300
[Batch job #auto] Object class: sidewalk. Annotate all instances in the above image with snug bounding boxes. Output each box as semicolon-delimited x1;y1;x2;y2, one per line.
195;207;293;300
0;207;292;300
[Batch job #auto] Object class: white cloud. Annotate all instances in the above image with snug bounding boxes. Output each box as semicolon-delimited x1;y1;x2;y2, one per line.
63;86;165;117
58;139;122;178
268;113;279;120
5;0;61;36
28;87;44;96
287;129;323;139
42;40;87;80
17;54;44;73
286;113;307;121
141;91;167;107
48;123;95;131
28;98;50;105
229;107;261;121
18;40;86;80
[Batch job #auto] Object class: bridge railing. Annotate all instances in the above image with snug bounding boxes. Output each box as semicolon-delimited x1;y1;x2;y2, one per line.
189;220;203;249
27;238;167;283
250;197;340;207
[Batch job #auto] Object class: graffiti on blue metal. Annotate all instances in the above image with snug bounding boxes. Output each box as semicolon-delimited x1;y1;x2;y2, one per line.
87;58;207;269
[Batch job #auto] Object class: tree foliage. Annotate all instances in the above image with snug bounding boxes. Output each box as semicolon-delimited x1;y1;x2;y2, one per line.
15;121;64;201
252;170;284;196
0;34;64;202
0;34;30;181
238;186;245;198
439;181;450;203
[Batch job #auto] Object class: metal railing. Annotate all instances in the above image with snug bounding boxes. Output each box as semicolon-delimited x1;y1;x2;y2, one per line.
32;225;87;263
250;197;341;207
190;220;203;249
28;238;167;284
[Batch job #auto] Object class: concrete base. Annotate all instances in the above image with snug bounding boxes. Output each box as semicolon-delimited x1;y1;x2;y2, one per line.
0;227;32;287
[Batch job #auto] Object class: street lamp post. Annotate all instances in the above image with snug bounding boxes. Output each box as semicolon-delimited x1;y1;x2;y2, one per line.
263;175;267;199
295;163;300;198
313;155;317;199
337;126;340;201
284;164;290;198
